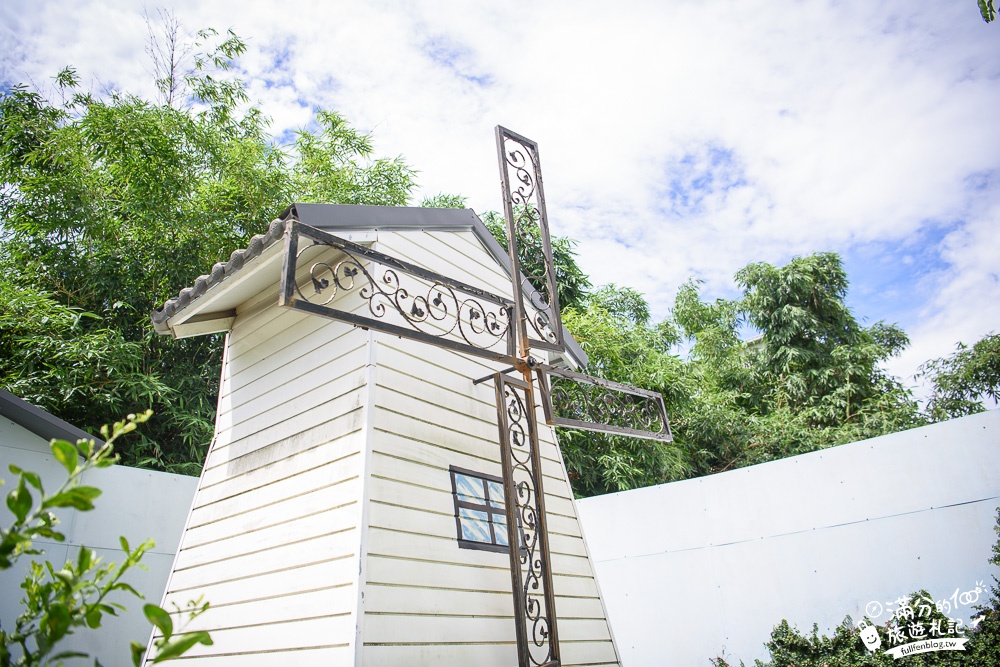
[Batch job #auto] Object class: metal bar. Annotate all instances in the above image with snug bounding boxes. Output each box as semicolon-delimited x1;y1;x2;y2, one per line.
538;363;665;398
495;372;560;667
496;126;531;359
286;298;519;366
520;369;560;667
535;364;673;442
278;219;300;307
472;367;516;385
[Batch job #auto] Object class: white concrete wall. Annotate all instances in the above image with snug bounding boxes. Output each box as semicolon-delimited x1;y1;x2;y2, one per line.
576;409;1000;667
0;415;198;667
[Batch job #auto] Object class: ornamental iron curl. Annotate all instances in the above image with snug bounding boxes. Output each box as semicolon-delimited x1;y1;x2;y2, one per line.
496;126;564;355
279;221;517;365
495;373;559;667
537;364;673;442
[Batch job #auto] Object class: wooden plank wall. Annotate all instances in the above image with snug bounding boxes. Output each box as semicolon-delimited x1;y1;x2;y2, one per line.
151;227;619;666
360;230;620;667
151;260;374;665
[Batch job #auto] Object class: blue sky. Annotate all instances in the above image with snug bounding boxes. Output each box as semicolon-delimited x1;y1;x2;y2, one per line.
1;0;998;400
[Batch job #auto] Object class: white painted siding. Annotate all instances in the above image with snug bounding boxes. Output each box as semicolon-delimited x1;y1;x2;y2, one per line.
153;226;619;666
360;230;619;667
153;262;373;665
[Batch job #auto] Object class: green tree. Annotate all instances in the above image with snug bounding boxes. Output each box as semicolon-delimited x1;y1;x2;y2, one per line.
672;253;923;475
533;253;926;496
558;285;689;495
292;110;415;206
736;253;912;425
919;333;1000;421
481;210;592;311
713;605;967;667
0;283;169;430
420;193;467;208
0;24;416;472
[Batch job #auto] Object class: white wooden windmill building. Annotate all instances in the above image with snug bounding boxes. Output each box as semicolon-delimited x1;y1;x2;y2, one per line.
149;129;670;667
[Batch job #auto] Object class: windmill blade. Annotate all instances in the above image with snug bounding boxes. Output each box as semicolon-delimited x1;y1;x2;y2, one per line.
279;219;518;364
494;371;561;667
496;126;565;357
535;364;673;442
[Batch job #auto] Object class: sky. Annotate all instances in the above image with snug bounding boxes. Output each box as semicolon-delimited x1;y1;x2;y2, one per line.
1;0;998;400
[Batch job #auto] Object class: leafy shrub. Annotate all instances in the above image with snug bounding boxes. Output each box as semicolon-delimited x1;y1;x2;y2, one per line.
1;412;211;666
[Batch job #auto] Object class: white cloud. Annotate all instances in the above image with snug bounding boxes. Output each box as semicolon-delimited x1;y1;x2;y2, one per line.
2;0;998;398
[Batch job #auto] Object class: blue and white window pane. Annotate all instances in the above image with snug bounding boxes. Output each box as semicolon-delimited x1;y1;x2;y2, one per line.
487;481;505;508
459;507;491;543
494;512;510;546
455;474;486;505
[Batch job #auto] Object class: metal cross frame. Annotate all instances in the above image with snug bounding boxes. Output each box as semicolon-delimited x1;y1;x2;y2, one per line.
278;126;672;667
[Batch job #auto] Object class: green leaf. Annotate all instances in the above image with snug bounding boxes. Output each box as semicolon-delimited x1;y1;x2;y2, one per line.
8;466;43;491
44;603;72;641
144;603;174;639
77;546;94;571
42;486;103;511
69;485;103;502
151;632;213;662
51;651;89;660
50;439;80;475
114;582;143;599
86;606;103;628
980;0;997;23
131;641;147;667
6;479;33;522
34;526;66;541
22;470;43;491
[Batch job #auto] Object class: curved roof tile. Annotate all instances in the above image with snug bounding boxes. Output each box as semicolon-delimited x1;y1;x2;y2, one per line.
151;216;286;329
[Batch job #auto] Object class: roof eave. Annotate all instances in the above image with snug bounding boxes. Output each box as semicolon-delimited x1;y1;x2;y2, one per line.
151;217;287;338
151;204;589;369
0;389;101;445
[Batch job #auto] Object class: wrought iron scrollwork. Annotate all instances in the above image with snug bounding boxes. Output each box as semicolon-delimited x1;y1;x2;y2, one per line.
301;251;509;349
495;373;559;667
279;221;518;364
496;126;564;354
537;364;673;442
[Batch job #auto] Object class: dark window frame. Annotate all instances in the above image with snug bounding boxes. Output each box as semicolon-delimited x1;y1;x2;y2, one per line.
449;465;510;553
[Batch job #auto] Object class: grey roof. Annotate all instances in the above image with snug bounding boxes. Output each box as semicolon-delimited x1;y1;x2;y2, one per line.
151;216;287;330
151;203;588;367
292;202;484;230
0;389;101;445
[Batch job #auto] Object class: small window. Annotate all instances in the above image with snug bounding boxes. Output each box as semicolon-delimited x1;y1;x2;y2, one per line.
450;466;510;553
